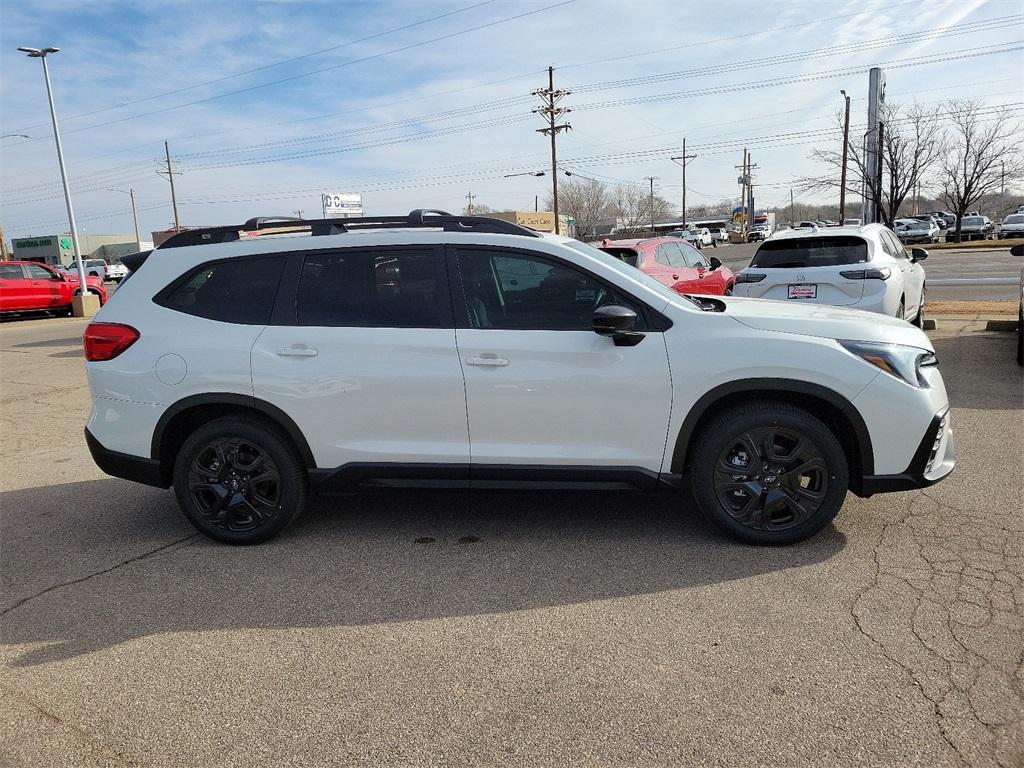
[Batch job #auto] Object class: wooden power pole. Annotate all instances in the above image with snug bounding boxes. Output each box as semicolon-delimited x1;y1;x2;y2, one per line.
533;66;571;234
157;141;182;231
671;138;697;228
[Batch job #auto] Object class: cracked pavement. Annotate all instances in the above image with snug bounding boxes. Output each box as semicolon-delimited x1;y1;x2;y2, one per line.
1;315;1021;767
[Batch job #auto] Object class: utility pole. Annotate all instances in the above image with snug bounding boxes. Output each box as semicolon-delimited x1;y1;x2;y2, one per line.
790;189;795;226
736;149;757;236
875;121;884;225
670;138;697;228
293;210;304;219
645;176;657;235
157;141;181;231
839;89;851;223
533;66;571;234
465;191;476;214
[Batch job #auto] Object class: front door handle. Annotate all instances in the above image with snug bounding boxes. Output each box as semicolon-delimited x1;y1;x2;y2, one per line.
466;356;509;367
277;346;318;357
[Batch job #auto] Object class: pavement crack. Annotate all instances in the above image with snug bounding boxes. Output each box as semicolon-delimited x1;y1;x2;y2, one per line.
1;533;199;618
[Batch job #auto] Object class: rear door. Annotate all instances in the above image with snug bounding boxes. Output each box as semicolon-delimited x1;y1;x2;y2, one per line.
451;245;672;474
251;245;469;471
0;264;30;311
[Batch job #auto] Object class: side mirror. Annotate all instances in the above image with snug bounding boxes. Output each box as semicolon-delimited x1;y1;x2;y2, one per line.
911;248;928;262
592;305;644;346
1011;244;1024;256
708;256;722;270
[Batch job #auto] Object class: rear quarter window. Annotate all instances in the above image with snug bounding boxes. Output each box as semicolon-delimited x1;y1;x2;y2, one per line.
156;255;285;324
750;236;869;268
599;248;640;267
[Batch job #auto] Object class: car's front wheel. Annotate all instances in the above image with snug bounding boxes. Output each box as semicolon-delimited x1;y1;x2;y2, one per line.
689;403;849;545
173;416;308;544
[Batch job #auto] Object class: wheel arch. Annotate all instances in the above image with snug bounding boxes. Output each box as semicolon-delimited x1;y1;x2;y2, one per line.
151;394;316;485
670;379;874;493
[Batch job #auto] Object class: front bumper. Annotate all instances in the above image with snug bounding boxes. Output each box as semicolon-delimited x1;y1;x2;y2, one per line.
85;427;168;488
857;408;954;496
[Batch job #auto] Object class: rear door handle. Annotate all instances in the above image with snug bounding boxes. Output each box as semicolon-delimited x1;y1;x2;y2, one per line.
466;356;509;367
277;346;318;357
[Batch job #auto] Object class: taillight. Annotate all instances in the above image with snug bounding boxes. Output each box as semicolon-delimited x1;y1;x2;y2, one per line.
735;272;766;283
839;267;891;280
83;323;139;362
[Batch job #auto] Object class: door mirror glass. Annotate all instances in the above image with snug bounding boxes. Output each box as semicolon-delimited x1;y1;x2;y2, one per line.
708;256;722;270
911;248;928;262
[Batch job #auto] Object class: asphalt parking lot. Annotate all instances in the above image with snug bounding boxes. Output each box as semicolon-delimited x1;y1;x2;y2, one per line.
1;316;1022;768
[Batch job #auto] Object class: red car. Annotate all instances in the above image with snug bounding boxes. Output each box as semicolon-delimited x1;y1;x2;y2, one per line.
598;237;736;295
0;260;108;315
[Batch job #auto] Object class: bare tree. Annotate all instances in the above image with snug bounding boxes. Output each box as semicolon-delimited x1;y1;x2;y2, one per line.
799;102;946;226
937;100;1023;241
545;177;611;239
610;184;675;234
461;201;495;215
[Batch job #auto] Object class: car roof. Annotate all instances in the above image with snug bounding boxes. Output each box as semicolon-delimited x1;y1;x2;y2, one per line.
599;237;681;249
766;223;885;241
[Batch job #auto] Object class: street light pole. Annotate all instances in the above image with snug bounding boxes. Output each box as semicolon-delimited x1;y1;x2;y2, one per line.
19;46;90;305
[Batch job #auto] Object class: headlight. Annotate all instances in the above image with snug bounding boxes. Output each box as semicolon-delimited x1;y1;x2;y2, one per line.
839;340;937;388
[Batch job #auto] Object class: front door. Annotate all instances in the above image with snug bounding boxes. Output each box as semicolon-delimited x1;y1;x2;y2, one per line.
24;263;65;309
452;246;673;474
251;246;469;471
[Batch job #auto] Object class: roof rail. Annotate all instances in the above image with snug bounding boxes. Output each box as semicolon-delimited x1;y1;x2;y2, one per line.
156;209;542;249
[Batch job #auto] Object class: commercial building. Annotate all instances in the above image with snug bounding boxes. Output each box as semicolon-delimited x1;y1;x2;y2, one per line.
9;233;143;266
489;211;573;236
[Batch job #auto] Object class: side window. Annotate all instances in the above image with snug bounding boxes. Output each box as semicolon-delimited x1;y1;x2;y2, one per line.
457;248;647;331
654;244;674;267
158;255;285;325
296;248;444;328
25;264;56;279
0;264;25;280
678;242;705;268
883;231;907;259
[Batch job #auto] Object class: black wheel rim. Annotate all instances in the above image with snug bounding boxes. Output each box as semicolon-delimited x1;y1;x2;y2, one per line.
187;438;281;532
713;426;830;532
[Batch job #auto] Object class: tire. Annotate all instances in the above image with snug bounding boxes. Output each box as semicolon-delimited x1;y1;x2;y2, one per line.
689;402;849;545
725;285;734;296
1017;304;1023;366
913;285;926;328
173;416;308;544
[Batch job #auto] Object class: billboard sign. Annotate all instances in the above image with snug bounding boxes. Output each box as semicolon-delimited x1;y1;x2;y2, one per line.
322;193;362;219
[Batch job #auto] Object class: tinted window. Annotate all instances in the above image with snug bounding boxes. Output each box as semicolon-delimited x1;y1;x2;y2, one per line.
457;248;645;331
655;244;676;267
882;231;907;259
599;247;640;267
159;256;284;324
963;217;984;225
750;236;868;268
25;264;56;279
297;249;443;328
0;264;24;279
1004;215;1024;224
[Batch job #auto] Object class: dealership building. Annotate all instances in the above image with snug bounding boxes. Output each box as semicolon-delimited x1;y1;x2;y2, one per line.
9;233;147;266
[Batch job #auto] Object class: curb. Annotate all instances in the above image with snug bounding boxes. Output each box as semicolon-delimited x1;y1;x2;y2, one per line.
985;319;1020;332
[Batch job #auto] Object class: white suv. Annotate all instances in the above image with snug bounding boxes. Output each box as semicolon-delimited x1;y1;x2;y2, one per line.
733;224;928;325
83;210;954;546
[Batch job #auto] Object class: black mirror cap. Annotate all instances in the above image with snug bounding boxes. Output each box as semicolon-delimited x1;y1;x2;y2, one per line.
1011;244;1024;256
593;305;637;336
911;247;929;261
708;256;723;270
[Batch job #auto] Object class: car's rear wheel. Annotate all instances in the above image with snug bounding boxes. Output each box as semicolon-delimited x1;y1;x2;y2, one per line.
689;403;849;545
173;416;308;544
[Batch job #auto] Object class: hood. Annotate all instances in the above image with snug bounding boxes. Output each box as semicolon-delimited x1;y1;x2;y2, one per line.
721;296;933;349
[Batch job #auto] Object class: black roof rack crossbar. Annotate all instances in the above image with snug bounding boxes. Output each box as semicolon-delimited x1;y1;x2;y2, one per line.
156;209;542;249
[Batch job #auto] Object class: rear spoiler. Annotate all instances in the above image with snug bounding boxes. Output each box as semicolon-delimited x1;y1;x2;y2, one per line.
120;250;152;274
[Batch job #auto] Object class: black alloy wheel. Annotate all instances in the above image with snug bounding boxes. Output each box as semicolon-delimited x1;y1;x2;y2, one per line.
187;438;282;534
174;416;307;544
690;403;848;544
712;426;829;533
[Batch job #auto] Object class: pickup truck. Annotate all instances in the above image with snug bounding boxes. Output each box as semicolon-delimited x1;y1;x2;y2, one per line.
0;261;108;314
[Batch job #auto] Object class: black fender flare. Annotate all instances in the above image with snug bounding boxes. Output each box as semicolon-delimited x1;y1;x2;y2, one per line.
670;378;874;480
151;393;316;468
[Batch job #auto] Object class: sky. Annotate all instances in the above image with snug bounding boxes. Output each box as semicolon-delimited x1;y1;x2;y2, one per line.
1;0;1022;241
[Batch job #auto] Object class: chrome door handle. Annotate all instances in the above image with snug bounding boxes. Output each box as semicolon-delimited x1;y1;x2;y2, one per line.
466;356;509;367
277;346;318;357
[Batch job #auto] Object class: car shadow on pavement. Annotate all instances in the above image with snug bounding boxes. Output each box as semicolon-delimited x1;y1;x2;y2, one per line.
0;479;845;667
930;332;1023;411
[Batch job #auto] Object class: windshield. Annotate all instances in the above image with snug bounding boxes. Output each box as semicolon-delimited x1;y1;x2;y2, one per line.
750;236;869;268
963;216;984;225
908;221;930;230
1004;214;1024;224
565;240;683;305
598;247;640;267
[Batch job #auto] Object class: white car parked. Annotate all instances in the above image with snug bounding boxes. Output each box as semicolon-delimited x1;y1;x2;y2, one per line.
998;213;1024;238
83;210;954;547
105;261;129;282
733;224;928;325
